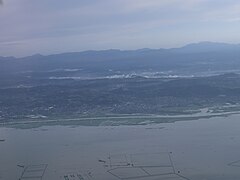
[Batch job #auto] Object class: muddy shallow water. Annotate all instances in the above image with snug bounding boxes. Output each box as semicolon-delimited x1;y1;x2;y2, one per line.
1;114;240;180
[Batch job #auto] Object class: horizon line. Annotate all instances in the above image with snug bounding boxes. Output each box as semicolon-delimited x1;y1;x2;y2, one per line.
1;41;240;59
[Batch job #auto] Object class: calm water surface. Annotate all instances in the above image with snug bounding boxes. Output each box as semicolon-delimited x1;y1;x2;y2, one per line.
1;115;240;180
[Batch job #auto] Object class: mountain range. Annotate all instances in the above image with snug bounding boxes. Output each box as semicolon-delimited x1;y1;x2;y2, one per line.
1;42;240;77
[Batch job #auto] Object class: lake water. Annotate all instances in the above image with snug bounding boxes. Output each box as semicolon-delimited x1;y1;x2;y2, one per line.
1;114;240;180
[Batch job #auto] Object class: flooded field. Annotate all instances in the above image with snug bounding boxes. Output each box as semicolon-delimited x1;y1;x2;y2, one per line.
1;114;240;180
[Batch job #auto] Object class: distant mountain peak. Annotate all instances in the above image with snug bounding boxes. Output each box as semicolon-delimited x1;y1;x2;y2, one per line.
184;41;233;47
176;41;240;53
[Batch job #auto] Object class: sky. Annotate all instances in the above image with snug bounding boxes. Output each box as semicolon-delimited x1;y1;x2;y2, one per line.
0;0;240;57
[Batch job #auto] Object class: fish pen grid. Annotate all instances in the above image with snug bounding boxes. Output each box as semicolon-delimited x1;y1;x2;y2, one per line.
106;152;190;180
20;164;48;180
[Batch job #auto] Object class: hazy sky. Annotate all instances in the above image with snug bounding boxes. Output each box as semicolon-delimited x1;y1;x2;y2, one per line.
1;0;240;56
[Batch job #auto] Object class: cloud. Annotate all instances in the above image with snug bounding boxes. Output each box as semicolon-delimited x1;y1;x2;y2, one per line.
0;0;3;5
1;0;240;57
